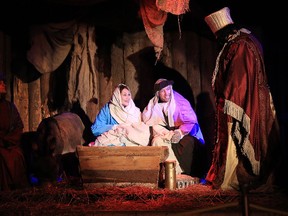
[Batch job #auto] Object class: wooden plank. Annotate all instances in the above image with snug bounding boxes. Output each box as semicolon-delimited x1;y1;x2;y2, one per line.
98;45;112;111
83;182;158;189
40;72;51;118
163;33;173;68
81;170;159;183
170;31;187;79
123;32;142;99
28;78;42;131
186;31;201;105
76;146;169;162
111;37;125;87
13;77;29;132
124;31;153;110
79;155;161;170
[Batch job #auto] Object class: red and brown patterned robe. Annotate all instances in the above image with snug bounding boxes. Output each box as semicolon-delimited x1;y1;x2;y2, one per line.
0;98;29;191
205;29;281;190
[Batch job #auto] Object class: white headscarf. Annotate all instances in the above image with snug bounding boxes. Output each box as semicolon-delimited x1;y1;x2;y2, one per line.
142;79;176;127
109;84;141;124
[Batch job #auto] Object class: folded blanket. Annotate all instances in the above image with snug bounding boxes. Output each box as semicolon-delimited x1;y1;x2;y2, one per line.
90;122;174;147
91;122;150;146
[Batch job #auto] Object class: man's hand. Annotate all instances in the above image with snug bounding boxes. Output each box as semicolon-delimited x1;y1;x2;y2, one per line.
171;130;181;143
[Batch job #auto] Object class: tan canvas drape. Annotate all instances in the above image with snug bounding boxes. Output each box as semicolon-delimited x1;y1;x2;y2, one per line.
27;21;76;74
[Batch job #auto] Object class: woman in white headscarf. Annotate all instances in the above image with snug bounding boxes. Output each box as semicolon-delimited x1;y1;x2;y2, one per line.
90;84;150;146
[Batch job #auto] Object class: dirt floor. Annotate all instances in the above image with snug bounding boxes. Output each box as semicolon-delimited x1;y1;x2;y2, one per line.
1;181;288;216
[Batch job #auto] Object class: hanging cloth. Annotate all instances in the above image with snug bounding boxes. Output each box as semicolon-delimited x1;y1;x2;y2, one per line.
156;0;190;15
139;0;190;63
139;0;167;62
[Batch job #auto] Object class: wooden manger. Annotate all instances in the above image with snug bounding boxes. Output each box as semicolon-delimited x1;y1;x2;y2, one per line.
76;146;169;189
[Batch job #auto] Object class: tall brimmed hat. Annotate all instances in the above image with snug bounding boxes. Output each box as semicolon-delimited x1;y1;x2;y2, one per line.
154;78;174;93
204;7;234;35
